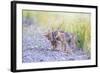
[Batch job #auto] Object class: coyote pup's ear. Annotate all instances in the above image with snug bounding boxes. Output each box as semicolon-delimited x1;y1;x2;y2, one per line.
43;31;51;40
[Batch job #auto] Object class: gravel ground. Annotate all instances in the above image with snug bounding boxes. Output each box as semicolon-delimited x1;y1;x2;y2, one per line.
22;31;90;63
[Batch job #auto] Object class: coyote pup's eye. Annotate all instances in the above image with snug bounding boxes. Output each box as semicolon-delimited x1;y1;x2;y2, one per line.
56;37;59;40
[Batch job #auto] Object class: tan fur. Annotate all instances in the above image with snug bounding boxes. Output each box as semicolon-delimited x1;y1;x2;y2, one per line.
45;31;68;52
56;31;67;52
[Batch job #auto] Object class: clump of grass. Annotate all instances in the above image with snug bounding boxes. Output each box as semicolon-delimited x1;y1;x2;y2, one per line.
76;24;91;51
52;22;91;54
